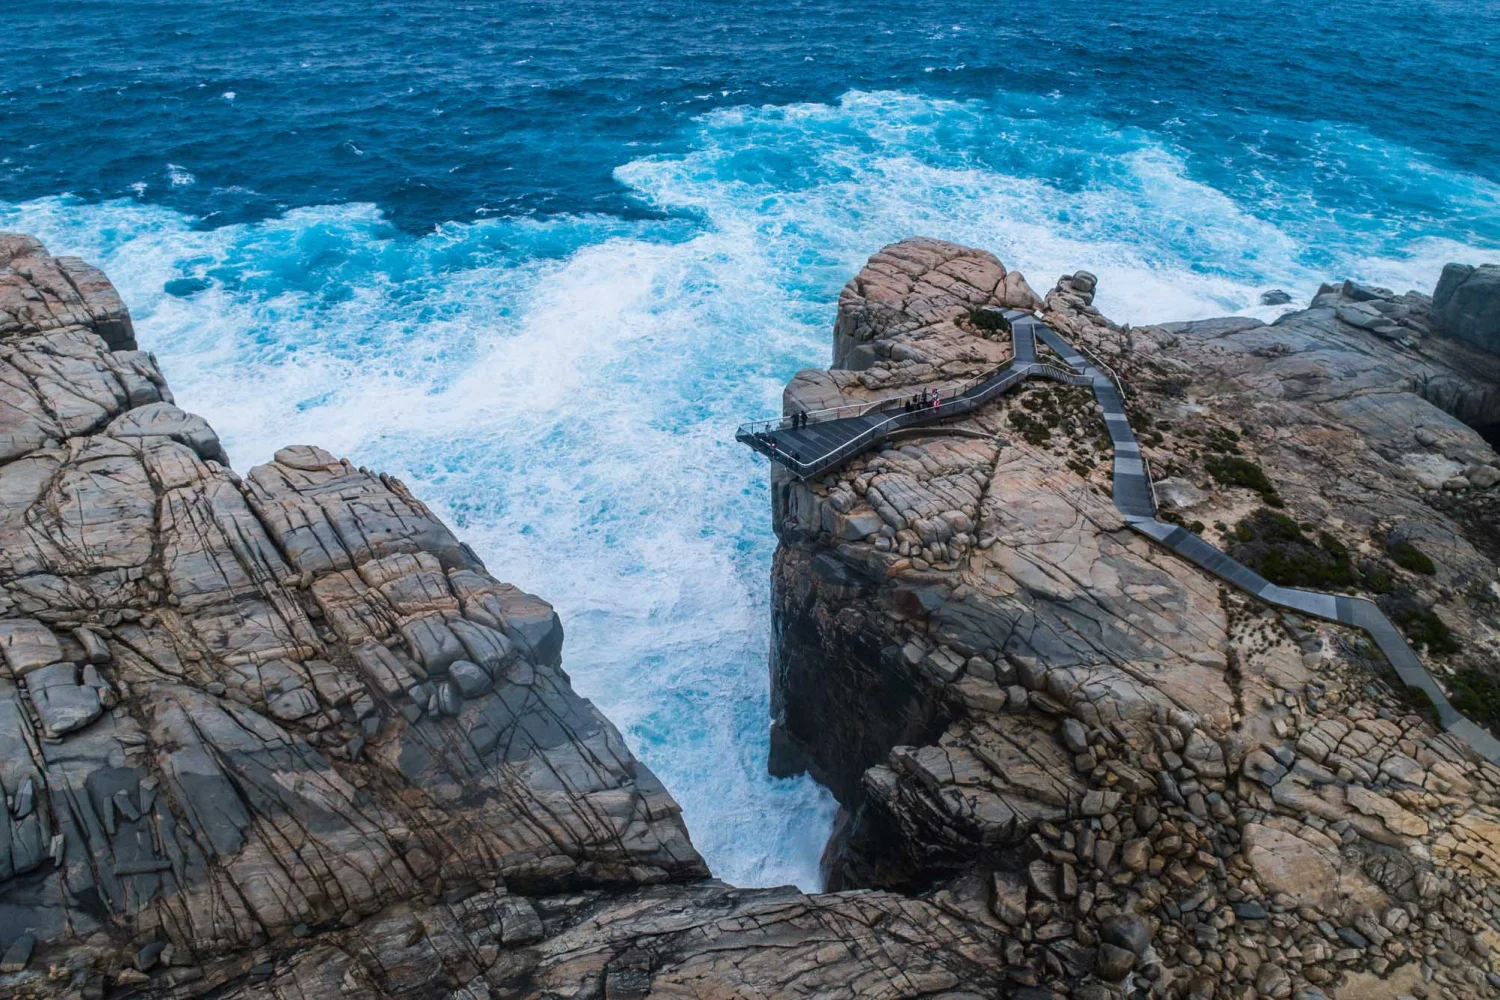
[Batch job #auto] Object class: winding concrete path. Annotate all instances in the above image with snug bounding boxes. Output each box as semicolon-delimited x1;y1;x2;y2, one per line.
738;312;1500;764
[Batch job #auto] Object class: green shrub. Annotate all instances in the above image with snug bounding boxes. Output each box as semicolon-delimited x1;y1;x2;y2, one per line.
1392;605;1459;655
1402;684;1442;726
1009;409;1051;446
1356;559;1397;595
1453;669;1500;729
1206;454;1280;505
1388;540;1436;575
968;308;1012;334
1317;532;1349;562
1206;427;1242;455
1229;508;1355;589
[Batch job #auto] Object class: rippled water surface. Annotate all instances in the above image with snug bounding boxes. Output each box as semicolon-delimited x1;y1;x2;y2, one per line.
3;0;1498;888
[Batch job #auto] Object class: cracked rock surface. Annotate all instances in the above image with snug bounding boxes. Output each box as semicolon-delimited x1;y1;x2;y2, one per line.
0;237;707;995
0;234;1058;1000
770;238;1500;999
0;234;1061;1000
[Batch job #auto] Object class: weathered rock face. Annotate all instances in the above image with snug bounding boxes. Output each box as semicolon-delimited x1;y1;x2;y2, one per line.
0;234;1046;1000
770;238;1500;999
1433;263;1500;357
204;881;1018;1000
7;242;654;989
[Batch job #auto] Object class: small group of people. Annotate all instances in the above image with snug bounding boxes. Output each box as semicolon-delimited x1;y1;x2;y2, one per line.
787;410;811;429
753;429;801;463
903;388;940;413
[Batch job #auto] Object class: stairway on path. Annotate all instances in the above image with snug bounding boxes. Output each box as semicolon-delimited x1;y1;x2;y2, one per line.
736;310;1500;764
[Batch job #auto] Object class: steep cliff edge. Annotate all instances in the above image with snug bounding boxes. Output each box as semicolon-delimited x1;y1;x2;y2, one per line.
0;236;1025;1000
771;238;1500;999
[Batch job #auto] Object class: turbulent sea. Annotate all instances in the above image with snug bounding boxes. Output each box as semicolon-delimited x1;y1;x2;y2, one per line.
3;0;1498;889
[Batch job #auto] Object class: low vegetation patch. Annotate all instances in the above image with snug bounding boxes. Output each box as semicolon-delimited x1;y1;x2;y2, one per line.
1206;454;1282;506
1009;408;1051;446
1379;593;1460;656
1387;539;1436;575
1453;668;1500;730
1355;558;1398;595
1205;427;1242;454
1229;509;1355;588
967;307;1012;335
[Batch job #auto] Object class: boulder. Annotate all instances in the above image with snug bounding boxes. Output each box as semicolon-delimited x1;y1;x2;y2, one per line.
1433;262;1500;354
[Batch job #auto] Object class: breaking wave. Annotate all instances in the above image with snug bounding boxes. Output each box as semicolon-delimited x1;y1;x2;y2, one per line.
3;87;1497;888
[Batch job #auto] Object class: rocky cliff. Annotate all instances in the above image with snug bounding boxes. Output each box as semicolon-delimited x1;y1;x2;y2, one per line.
770;238;1500;999
0;235;1027;1000
9;229;1500;1000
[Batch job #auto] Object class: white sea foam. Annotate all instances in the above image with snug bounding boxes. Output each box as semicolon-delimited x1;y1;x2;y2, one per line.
3;87;1496;889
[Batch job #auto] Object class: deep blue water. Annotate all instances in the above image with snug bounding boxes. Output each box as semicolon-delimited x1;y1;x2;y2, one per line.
3;0;1498;889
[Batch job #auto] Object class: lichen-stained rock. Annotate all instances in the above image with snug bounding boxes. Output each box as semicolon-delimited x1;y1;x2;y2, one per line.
831;236;1032;370
1240;822;1386;911
773;243;1235;880
0;236;707;998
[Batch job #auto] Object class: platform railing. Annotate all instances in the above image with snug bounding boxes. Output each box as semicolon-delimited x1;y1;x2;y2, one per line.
734;395;892;438
738;359;1096;477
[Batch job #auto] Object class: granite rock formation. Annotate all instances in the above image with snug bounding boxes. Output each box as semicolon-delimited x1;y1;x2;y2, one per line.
1432;264;1500;357
770;238;1500;999
10;227;1500;1000
0;236;1034;1000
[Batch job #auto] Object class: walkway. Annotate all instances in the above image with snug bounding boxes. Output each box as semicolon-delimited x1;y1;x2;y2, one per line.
735;312;1086;480
737;313;1500;764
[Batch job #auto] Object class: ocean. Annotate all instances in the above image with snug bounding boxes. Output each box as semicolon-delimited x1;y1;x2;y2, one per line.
3;0;1497;889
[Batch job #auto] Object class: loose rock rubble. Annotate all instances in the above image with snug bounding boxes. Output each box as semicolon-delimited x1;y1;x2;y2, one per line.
771;238;1500;999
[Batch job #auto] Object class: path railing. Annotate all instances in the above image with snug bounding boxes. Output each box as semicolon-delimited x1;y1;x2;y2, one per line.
735;354;1020;440
1072;340;1160;512
735;396;892;438
737;359;1093;477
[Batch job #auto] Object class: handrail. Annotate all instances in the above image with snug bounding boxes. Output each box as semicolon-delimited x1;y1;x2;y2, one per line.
739;360;1091;476
735;354;1021;439
1070;339;1159;513
735;396;887;438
